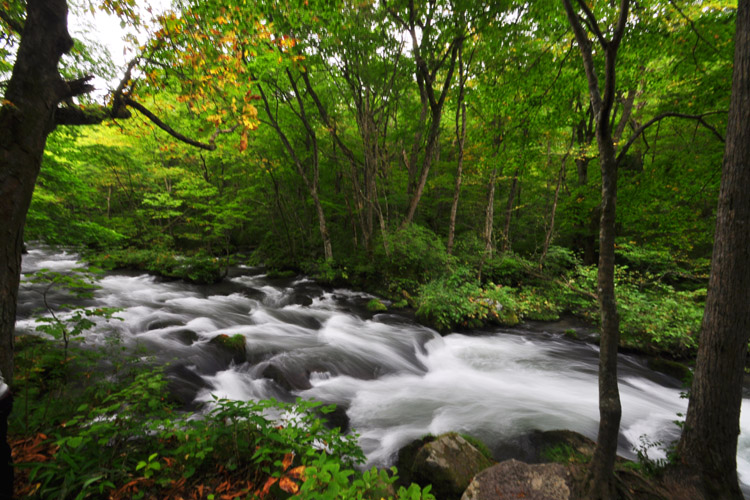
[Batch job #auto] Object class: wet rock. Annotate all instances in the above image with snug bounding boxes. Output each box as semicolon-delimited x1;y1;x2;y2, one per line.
285;292;313;306
207;333;247;364
164;329;199;345
318;404;350;433
165;364;210;409
397;433;494;500
494;430;596;465
262;363;312;391
147;319;184;331
647;357;692;384
461;459;572;500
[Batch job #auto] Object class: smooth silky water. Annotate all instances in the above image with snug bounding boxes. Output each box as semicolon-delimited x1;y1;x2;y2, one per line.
16;246;750;496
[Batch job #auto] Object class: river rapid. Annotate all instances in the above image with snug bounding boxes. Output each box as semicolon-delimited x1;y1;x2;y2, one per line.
15;246;750;495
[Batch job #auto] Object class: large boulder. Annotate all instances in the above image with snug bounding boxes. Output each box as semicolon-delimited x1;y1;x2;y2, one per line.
461;459;572;500
397;433;494;500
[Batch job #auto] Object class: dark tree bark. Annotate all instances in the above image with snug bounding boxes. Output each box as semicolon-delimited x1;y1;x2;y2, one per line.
0;0;77;386
673;2;750;498
0;0;230;388
562;0;630;497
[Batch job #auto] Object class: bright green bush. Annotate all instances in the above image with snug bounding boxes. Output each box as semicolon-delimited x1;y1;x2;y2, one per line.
376;224;449;295
416;268;519;332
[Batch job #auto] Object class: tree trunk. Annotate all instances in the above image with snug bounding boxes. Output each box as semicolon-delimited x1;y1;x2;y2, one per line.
447;101;467;255
501;166;520;253
562;0;630;497
674;2;750;497
540;138;571;268
1;0;76;386
587;114;622;500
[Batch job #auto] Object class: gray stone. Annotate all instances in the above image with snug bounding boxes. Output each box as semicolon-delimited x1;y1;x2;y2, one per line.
461;459;572;500
397;433;493;500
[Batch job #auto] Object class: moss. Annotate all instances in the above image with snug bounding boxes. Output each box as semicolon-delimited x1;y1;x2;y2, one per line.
209;334;247;354
366;299;388;312
266;268;297;279
459;433;495;463
541;443;588;464
563;329;579;340
647;357;693;384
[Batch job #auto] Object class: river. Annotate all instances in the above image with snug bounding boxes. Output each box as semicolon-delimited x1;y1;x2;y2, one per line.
15;246;750;495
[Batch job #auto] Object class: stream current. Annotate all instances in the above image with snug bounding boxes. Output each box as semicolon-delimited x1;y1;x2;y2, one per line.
15;246;750;495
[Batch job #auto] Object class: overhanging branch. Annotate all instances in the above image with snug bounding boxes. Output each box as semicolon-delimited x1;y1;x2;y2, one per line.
616;111;725;165
123;97;217;151
54;104;131;126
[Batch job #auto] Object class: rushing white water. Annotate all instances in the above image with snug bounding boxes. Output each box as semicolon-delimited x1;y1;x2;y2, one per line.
16;246;750;495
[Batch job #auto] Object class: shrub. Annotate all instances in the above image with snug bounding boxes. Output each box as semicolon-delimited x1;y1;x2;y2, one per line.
376;224;449;295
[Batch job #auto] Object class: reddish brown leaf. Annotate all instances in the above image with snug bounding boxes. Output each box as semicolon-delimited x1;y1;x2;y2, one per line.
279;476;299;494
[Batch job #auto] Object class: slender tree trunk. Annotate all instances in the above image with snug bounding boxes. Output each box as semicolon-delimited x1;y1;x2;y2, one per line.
563;0;630;497
540;138;572;268
447;101;467;255
674;3;750;498
501;166;520;253
483;166;498;257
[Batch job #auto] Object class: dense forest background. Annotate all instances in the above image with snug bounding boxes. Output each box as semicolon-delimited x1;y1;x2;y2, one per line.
23;0;734;352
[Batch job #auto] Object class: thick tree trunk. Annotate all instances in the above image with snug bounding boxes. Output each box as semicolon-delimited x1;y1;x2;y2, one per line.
674;2;750;497
1;0;75;385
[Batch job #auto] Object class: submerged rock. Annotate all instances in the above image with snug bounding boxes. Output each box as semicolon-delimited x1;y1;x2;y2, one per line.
397;433;493;500
461;459;572;500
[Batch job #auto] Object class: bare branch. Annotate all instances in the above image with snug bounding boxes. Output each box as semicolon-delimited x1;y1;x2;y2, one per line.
667;0;722;55
616;110;725;165
574;0;607;46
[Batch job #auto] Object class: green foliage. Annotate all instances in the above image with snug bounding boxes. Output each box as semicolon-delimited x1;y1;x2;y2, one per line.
482;253;535;287
299;461;435;500
416;268;518;332
627;435;676;478
377;225;449;295
366;299;388;312
89;248;227;284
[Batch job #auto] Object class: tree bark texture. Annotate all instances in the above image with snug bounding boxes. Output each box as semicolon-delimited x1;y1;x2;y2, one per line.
676;2;750;497
0;0;76;385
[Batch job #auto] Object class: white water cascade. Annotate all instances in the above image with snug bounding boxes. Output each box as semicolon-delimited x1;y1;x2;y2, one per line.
16;246;750;496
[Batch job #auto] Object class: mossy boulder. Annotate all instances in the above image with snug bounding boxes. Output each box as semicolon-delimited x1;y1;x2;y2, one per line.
366;298;388;312
397;433;494;500
647;357;692;384
208;334;247;364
